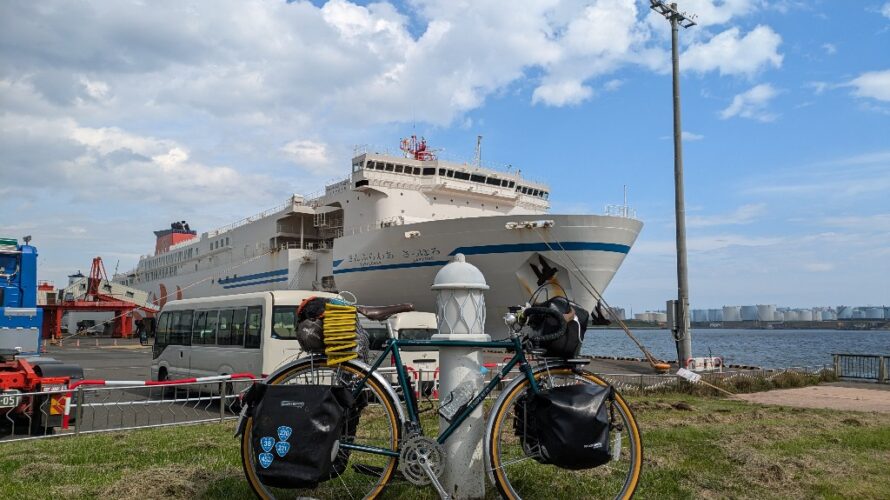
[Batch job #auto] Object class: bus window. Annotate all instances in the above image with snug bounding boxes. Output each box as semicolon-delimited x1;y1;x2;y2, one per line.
272;306;298;339
218;309;234;346
192;310;207;345
204;310;219;345
175;310;193;345
231;308;246;346
153;312;171;359
245;306;262;348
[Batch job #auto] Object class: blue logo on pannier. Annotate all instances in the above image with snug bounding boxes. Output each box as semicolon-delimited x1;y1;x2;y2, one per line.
258;452;274;468
260;436;275;452
275;441;291;457
277;426;292;441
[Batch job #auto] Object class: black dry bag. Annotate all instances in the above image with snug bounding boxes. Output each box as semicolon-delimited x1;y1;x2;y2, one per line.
515;383;613;470
247;383;353;488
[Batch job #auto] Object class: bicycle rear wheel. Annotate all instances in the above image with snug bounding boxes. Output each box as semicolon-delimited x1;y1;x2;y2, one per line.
240;358;402;500
487;367;643;499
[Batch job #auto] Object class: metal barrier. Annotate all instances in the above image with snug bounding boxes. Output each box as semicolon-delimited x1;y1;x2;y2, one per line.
1;375;261;443
833;354;888;383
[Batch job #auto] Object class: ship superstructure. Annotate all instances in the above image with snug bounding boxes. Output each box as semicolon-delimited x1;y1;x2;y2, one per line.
116;138;642;335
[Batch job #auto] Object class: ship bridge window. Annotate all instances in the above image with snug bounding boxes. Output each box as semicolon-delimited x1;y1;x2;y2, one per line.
542;192;549;200
374;161;383;170
509;181;515;188
470;174;485;183
453;171;470;180
385;163;394;171
438;168;446;176
394;165;403;173
413;167;421;175
446;170;454;178
422;167;435;175
486;177;501;186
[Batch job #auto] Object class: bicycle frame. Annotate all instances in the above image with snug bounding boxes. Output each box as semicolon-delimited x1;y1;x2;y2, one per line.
341;336;541;458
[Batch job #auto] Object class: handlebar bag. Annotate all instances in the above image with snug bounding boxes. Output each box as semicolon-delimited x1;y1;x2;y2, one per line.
246;383;354;488
514;383;613;470
528;297;590;359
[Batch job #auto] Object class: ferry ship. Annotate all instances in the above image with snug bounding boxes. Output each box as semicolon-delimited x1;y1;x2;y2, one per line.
115;137;642;335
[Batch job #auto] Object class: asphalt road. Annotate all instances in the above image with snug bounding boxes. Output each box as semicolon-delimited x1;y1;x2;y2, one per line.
44;340;153;381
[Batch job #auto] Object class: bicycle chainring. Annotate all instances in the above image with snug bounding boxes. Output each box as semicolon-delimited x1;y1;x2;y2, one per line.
398;435;444;486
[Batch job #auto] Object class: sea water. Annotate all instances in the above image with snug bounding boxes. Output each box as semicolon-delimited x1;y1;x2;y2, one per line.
581;328;890;369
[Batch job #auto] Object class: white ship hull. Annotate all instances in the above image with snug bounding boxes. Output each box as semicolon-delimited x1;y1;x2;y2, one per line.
131;214;641;336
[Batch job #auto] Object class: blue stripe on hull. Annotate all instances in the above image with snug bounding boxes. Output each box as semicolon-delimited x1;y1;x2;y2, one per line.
219;268;288;285
221;276;289;289
333;241;628;275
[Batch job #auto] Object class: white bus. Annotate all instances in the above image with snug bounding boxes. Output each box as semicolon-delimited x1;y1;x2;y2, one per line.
151;290;337;382
363;311;439;395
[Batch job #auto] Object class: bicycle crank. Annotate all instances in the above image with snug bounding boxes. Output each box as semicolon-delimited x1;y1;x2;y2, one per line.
398;435;450;499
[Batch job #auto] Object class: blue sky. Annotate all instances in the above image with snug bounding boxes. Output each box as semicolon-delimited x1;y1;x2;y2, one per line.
1;0;888;312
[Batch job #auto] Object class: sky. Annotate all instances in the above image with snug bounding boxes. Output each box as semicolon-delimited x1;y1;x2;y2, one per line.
1;0;888;312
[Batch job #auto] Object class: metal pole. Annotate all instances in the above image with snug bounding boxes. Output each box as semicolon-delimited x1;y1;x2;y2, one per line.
670;7;692;366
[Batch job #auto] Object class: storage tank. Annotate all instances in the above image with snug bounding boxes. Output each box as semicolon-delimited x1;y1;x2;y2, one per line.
740;305;758;321
708;309;723;321
784;310;798;321
773;311;784;321
608;307;626;321
723;306;741;322
634;312;652;322
653;312;668;323
756;304;776;321
836;306;853;319
865;307;884;319
692;309;708;322
797;309;813;321
811;308;822;321
821;309;836;320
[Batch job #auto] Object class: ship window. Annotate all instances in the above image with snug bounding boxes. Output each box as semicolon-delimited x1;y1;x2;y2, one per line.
446;170;454;178
509;181;515;188
438;168;446;175
501;180;509;187
422;167;435;175
367;161;375;169
453;171;470;180
413;167;421;175
394;165;403;173
385;163;394;171
486;177;501;186
543;192;549;200
470;174;485;183
375;162;384;170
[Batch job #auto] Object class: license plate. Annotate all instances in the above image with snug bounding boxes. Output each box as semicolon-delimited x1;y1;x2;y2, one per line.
0;391;21;408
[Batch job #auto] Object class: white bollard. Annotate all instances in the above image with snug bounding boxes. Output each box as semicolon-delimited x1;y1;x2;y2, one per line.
431;253;490;499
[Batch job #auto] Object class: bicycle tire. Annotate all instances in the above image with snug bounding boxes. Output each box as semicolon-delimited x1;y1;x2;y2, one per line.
486;367;643;499
240;358;402;500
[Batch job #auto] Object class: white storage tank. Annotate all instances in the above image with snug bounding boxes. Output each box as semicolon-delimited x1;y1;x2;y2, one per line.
653;312;668;323
821;309;836;320
852;309;865;319
740;305;758;321
773;311;784;322
797;309;813;321
784;310;798;321
756;304;776;321
692;309;708;322
708;308;723;321
865;307;885;319
723;306;741;322
634;312;652;322
836;306;853;319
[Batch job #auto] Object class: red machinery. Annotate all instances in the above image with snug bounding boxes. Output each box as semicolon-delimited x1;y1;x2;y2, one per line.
41;257;158;339
400;135;438;161
1;349;82;435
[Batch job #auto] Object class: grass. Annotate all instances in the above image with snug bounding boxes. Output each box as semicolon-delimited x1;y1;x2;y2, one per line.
2;392;889;499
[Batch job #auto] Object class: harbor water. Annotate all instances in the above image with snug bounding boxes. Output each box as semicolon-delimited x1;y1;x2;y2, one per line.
582;328;890;369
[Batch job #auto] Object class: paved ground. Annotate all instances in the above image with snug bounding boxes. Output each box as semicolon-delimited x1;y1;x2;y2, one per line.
44;338;153;381
734;384;890;413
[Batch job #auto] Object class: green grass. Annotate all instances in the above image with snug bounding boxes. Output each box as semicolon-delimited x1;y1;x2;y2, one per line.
2;393;889;499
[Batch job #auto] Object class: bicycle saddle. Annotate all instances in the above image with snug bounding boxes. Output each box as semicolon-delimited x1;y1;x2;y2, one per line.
356;303;415;321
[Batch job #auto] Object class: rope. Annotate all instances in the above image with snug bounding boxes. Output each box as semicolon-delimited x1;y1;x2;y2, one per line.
530;228;668;370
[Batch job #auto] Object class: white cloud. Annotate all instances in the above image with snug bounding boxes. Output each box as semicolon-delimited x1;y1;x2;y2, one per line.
882;2;890;19
532;80;593;106
821;43;836;55
720;83;780;121
683;25;783;76
687;203;767;227
682;131;704;141
281;139;333;171
603;79;624;91
846;70;890;102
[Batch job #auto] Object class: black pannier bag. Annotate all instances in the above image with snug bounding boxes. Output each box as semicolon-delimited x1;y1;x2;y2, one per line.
514;383;614;470
244;383;354;488
527;296;590;359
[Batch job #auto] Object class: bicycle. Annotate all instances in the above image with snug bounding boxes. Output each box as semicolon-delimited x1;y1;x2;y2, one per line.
240;303;643;499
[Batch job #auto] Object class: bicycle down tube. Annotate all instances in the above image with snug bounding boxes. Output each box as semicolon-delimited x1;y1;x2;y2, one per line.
339;335;541;457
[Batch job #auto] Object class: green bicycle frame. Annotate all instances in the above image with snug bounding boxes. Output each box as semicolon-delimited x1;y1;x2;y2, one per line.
339;336;541;457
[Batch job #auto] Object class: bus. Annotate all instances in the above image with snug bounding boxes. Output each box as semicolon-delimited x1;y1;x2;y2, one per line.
363;311;439;395
151;290;337;383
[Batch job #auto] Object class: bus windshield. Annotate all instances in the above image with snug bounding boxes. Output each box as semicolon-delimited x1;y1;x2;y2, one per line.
272;306;299;339
398;328;437;341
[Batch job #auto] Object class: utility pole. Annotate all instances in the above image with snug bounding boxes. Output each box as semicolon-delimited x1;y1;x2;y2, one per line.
649;1;696;367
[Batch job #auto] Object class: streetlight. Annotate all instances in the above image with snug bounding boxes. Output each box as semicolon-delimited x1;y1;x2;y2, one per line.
649;1;696;367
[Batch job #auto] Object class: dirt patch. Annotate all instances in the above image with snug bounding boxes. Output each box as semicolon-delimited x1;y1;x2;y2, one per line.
734;385;890;413
101;465;232;499
13;461;73;481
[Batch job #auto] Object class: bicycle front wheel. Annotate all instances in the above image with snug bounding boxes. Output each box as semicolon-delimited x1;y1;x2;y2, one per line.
487;367;643;499
240;358;402;500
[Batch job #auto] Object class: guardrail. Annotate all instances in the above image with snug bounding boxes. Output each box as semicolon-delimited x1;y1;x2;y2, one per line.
1;374;261;443
833;354;888;383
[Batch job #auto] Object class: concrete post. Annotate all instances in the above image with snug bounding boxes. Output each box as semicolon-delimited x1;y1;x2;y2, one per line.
431;253;490;499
